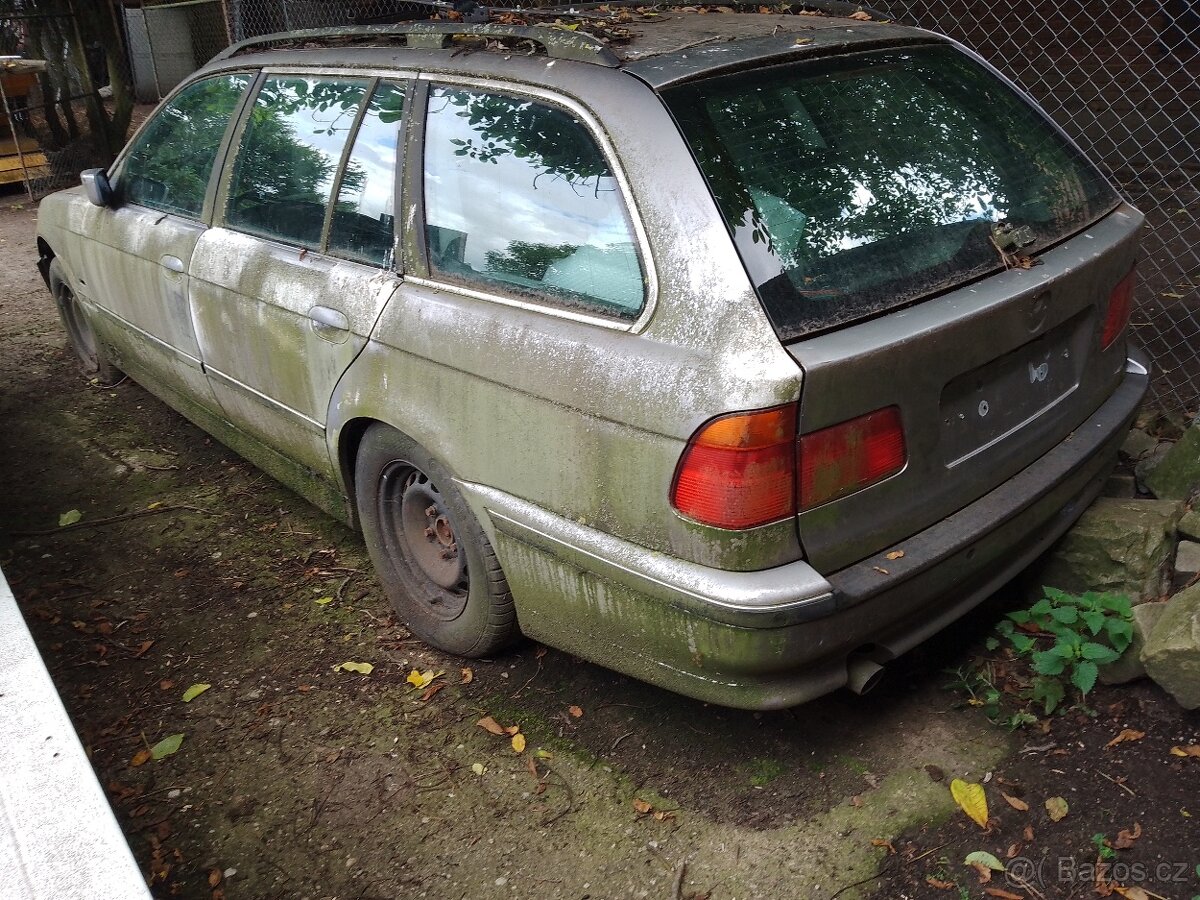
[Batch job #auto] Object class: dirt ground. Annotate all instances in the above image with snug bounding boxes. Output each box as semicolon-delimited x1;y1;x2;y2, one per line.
0;194;1197;900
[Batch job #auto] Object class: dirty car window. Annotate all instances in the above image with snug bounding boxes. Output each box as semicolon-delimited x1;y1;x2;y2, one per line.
327;81;406;267
226;76;368;248
664;46;1119;338
423;87;644;319
120;73;251;219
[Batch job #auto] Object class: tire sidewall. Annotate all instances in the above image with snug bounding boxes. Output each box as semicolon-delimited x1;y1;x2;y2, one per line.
356;425;507;657
48;258;117;383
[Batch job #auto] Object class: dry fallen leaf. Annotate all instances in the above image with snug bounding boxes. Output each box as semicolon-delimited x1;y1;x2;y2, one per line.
652;809;675;822
477;716;506;736
131;748;152;767
420;683;445;702
849;9;872;19
181;683;211;703
1001;791;1029;812
1023;824;1035;842
926;876;955;890
511;733;526;753
885;550;905;560
1113;888;1151;900
632;798;653;814
1005;842;1021;859
208;869;222;888
951;778;989;829
405;668;441;689
1113;822;1142;849
969;862;993;884
983;889;1024;899
1106;729;1145;748
460;667;473;684
1045;796;1069;822
334;661;373;675
1169;744;1200;757
471;762;485;776
568;705;583;718
870;838;896;854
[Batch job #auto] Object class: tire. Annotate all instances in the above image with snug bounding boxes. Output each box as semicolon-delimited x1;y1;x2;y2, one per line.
48;258;122;385
355;424;518;657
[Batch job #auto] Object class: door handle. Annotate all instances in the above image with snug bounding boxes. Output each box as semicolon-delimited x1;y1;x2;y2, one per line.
161;255;185;273
308;305;350;343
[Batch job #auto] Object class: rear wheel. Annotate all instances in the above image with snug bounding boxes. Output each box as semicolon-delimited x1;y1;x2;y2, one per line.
48;258;121;385
355;424;518;656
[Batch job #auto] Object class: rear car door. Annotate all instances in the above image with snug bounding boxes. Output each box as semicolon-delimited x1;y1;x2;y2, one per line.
188;75;408;476
83;73;252;405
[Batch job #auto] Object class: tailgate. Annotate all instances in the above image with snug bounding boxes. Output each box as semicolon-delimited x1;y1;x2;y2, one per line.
789;204;1142;573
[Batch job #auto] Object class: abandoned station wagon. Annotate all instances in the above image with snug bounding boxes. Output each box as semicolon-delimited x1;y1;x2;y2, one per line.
36;5;1149;708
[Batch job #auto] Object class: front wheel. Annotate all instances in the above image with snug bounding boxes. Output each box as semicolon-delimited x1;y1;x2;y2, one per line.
355;424;518;657
48;258;122;385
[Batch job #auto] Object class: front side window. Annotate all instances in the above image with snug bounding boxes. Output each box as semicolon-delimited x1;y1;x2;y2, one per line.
423;87;644;318
664;45;1120;338
121;73;251;218
328;81;406;267
226;76;368;247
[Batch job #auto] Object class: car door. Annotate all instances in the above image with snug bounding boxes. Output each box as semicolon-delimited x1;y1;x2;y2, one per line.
188;75;409;477
82;72;253;406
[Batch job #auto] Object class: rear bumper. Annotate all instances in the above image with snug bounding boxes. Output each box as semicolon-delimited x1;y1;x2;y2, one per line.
464;351;1149;709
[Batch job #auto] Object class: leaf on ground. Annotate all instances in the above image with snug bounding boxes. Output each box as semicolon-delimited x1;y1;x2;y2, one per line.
471;762;485;776
1106;728;1145;748
1113;888;1151;900
58;509;82;527
568;705;584;718
965;851;1006;871
334;661;373;675
419;683;445;702
182;683;211;703
870;838;896;854
131;748;152;767
459;667;473;684
1113;822;1142;849
925;876;955;890
969;862;993;883
1169;744;1200;757
1001;791;1029;811
207;869;221;888
632;798;653;814
1023;825;1035;842
314;596;333;606
533;748;553;759
504;724;520;736
886;550;905;560
150;733;184;760
511;732;526;753
983;889;1024;899
849;9;872;18
1045;796;1069;821
477;716;506;736
132;640;155;658
951;778;989;828
405;668;442;688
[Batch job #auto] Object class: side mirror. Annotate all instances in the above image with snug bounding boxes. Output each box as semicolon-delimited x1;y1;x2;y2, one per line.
80;168;113;207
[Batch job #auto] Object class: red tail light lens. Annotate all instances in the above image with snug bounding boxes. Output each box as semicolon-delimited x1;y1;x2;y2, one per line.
1101;267;1136;350
798;407;906;511
671;405;797;529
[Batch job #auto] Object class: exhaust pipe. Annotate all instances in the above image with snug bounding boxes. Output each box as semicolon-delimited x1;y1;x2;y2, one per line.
846;653;887;695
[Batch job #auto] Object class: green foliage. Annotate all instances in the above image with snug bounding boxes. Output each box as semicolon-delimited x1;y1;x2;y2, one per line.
1091;833;1116;861
995;588;1133;714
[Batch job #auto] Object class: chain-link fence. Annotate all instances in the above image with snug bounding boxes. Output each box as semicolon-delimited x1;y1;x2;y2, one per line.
27;0;1200;411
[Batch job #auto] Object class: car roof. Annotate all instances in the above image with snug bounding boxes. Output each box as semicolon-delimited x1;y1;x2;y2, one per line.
205;2;944;89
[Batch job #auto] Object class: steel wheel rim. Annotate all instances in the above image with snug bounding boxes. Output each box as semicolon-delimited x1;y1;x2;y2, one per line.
378;460;469;621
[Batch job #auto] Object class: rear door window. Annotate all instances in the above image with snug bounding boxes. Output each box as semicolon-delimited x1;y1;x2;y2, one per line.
422;86;644;319
120;73;251;218
226;76;369;248
663;45;1120;338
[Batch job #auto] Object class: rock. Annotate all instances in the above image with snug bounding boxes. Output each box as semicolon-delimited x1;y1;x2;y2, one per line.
1119;427;1161;464
1099;601;1168;684
1101;472;1137;498
1029;498;1182;601
1142;585;1200;709
1174;541;1200;592
1135;444;1172;494
1145;423;1200;501
1178;509;1200;543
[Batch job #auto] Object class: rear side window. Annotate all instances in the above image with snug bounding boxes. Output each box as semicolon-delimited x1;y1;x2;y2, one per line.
327;81;406;267
664;45;1120;338
226;76;368;247
121;73;251;218
423;86;644;319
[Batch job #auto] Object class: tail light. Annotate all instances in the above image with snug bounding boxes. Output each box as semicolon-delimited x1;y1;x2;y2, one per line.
1100;267;1136;351
798;407;906;511
671;404;796;529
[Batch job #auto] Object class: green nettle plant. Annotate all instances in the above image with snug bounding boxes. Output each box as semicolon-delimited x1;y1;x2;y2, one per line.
987;588;1134;714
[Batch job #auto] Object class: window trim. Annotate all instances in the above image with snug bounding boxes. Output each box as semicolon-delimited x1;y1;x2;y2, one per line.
412;73;659;333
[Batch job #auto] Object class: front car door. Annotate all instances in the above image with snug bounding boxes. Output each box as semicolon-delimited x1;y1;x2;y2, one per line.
82;73;253;407
187;74;408;477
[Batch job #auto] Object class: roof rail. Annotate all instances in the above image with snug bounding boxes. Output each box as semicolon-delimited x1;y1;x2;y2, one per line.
210;21;622;67
544;0;891;21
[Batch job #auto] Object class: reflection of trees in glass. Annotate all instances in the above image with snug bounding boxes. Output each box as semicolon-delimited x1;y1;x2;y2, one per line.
124;74;250;217
485;241;578;281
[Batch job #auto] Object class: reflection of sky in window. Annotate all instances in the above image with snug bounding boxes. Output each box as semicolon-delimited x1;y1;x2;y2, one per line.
260;77;366;202
424;90;631;268
337;83;402;221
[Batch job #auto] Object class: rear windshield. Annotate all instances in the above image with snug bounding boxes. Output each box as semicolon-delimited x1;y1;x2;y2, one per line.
662;45;1120;338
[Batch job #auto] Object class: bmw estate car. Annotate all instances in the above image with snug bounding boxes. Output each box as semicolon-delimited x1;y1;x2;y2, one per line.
36;3;1149;708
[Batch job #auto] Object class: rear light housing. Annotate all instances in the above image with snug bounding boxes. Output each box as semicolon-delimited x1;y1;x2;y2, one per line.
798;407;906;511
1100;267;1136;350
671;405;796;529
